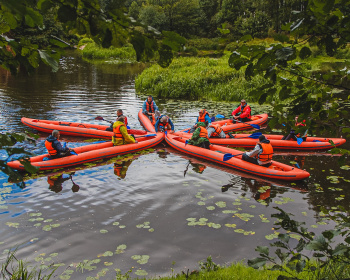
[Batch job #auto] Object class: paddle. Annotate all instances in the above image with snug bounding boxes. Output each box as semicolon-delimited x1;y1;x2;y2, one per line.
136;134;156;138
232;132;262;139
223;153;244;161
215;114;260;129
95;116;130;129
210;117;216;122
95;116;113;124
184;160;191;177
297;129;308;145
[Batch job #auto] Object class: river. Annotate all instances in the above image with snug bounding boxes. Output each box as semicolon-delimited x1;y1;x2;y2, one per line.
0;52;349;279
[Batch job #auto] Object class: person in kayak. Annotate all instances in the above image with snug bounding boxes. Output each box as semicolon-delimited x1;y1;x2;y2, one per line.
142;95;159;123
155;115;174;133
282;116;307;141
231;99;251;122
188;122;211;149
106;109;128;131
114;160;133;179
45;130;72;159
112;116;136;146
207;123;225;138
242;135;273;167
190;109;212;133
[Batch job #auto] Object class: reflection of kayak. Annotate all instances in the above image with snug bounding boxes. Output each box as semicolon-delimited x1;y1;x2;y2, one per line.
179;114;268;133
21;117;147;139
174;132;346;151
7;133;164;171
138;109;156;133
165;133;310;181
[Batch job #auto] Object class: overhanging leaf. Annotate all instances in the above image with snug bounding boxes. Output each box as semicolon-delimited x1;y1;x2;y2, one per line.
38;50;59;72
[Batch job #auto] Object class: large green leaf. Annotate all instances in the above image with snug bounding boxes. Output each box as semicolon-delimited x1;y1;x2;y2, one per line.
228;52;248;70
162;31;186;52
247;257;267;269
38;50;59;72
57;5;77;23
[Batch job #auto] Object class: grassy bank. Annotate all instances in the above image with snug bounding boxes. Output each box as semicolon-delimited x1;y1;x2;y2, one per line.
78;38;137;64
135;54;268;102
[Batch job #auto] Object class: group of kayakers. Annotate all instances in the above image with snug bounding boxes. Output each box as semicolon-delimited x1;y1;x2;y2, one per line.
45;96;299;169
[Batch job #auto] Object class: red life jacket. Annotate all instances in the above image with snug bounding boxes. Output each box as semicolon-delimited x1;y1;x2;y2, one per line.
210;124;223;137
146;101;155;113
198;110;209;122
240;104;251;119
113;123;125;140
257;142;274;162
45;140;57;156
199;126;209;139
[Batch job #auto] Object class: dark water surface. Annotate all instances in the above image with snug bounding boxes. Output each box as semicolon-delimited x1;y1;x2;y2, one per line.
0;53;349;279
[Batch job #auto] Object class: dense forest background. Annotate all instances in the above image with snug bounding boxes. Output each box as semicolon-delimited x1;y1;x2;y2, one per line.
125;0;308;38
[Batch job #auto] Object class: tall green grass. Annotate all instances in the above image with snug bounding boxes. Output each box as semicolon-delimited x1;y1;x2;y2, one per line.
80;42;137;62
135;54;269;102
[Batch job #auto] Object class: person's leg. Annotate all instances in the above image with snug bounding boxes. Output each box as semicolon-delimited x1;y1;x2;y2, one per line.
105;127;113;132
242;153;259;165
261;162;272;168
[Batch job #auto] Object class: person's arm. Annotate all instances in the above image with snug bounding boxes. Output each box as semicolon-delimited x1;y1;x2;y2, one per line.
231;106;240;116
142;101;148;114
219;130;226;138
191;127;201;141
120;126;136;144
154;119;160;132
205;115;212;124
207;127;214;138
240;106;251;118
246;144;261;158
53;140;68;153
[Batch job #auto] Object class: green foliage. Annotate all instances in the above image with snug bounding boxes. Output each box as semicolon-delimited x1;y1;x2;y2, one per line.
248;207;350;279
80;43;137;61
0;249;57;279
135;55;269;101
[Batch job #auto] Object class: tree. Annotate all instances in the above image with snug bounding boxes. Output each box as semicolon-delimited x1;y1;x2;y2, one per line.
228;0;350;145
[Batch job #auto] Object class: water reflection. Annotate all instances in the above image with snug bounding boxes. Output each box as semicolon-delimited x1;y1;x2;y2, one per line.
47;172;80;193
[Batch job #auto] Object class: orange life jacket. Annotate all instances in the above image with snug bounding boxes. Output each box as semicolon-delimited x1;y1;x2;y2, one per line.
259;188;271;200
146;101;155;113
198;110;209;122
45;140;57;156
257;142;274;162
210;124;223;137
159;121;169;130
47;177;57;186
240;104;251;119
199;126;209;139
113;123;125;140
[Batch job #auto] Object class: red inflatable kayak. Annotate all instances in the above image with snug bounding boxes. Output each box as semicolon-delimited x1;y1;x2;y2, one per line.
138;109;156;133
7;133;164;171
21;117;147;139
178;114;268;133
174;132;346;151
165;133;310;181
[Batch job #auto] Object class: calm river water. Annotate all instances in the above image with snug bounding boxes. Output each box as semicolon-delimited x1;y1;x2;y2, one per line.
0;52;349;279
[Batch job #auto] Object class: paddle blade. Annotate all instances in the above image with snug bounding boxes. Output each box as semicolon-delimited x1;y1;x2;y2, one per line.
216;114;225;118
165;130;168;135
248;132;263;139
210;117;215;122
223;153;233;161
70;150;78;155
127;125;130;129
95;116;104;120
297;138;303;145
250;124;260;129
185;140;189;146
